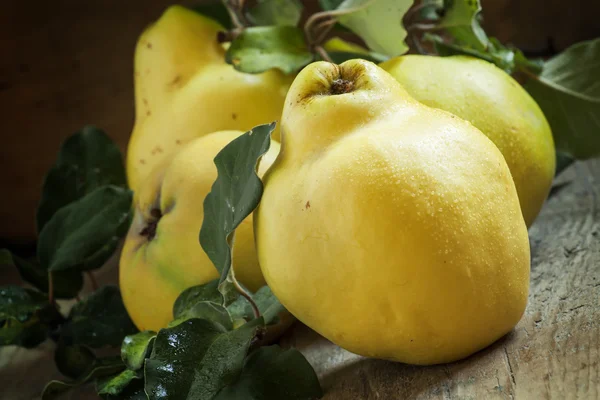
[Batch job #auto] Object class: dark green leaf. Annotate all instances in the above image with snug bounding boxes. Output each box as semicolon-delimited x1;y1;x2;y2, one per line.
333;0;413;57
555;152;575;177
0;316;49;348
172;302;234;331
214;345;322;400
524;38;600;159
0;285;47;320
228;286;285;326
121;330;157;371
38;185;133;272
199;123;276;299
42;356;124;400
61;286;138;348
36;126;127;234
97;369;141;396
172;280;234;330
425;33;541;76
1;250;83;299
173;279;223;316
0;286;53;348
439;0;488;50
226;26;313;74
192;2;232;29
55;341;97;379
247;0;303;26
145;317;264;400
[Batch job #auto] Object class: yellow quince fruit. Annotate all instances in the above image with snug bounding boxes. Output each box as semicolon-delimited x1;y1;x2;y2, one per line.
126;5;292;192
381;55;555;226
120;130;280;331
255;60;530;365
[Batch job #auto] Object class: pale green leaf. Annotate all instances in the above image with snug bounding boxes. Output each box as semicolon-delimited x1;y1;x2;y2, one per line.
525;38;600;159
226;27;313;74
334;0;414;57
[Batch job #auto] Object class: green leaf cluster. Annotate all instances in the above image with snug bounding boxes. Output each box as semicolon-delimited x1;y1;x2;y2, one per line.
67;123;321;399
1;126;133;350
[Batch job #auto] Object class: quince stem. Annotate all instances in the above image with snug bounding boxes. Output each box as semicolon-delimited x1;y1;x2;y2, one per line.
233;277;260;319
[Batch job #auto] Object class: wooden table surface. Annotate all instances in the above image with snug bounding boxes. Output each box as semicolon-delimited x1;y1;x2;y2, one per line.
1;159;598;399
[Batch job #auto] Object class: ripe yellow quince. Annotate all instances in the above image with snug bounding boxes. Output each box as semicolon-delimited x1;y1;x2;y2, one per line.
381;55;556;226
120;130;280;331
126;5;292;192
255;60;530;365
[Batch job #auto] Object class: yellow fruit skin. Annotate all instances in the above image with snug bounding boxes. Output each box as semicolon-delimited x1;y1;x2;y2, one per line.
381;55;555;226
127;5;293;192
255;60;530;365
120;130;280;331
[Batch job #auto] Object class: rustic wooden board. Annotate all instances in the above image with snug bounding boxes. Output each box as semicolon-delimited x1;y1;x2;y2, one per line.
1;160;598;399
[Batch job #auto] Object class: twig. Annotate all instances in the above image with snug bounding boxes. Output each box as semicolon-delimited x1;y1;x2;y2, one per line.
313;19;338;47
315;46;334;63
406;23;439;32
87;271;98;291
47;271;54;304
222;0;245;29
233;278;260;319
304;0;376;46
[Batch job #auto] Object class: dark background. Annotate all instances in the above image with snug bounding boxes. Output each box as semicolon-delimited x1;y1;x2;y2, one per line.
1;0;599;249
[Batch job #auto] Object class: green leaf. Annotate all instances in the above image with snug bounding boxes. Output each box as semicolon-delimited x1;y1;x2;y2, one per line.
97;369;141;396
247;0;303;26
173;279;223;315
38;185;132;272
172;302;234;331
524;38;600;159
214;345;322;400
1;249;83;299
331;0;414;57
172;280;234;330
36;126;127;234
425;33;541;75
54;341;97;379
439;0;488;50
199;123;276;298
145;317;264;400
228;286;285;326
60;286;138;348
121;330;157;370
0;286;55;348
226;26;313;74
555;151;575;177
192;2;232;29
42;356;125;400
